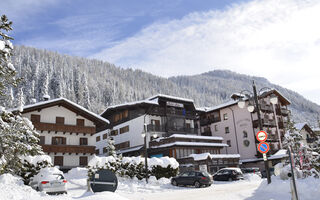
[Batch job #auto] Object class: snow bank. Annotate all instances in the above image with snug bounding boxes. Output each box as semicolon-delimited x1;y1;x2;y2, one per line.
88;155;116;167
66;167;88;179
251;176;320;200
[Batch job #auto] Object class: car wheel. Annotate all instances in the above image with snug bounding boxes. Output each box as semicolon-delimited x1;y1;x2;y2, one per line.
172;180;177;186
228;177;233;182
194;181;201;188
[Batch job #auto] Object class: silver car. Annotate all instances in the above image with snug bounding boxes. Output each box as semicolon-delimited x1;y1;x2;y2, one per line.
29;168;67;194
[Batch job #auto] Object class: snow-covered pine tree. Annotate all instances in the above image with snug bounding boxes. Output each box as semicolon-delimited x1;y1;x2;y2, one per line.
16;87;25;112
0;15;43;175
38;69;49;101
106;136;117;157
81;73;91;110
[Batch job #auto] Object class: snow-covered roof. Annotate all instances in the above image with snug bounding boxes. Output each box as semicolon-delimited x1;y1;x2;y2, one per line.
100;99;158;115
15;97;109;124
188;153;240;161
294;122;307;131
147;94;194;103
268;149;288;160
168;134;224;141
201;100;238;112
151;141;228;149
117;145;144;154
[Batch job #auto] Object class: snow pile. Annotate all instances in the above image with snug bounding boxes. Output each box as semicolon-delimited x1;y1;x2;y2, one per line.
66;167;88;179
88;155;116;167
21;155;52;165
243;173;261;181
251;176;320;200
189;153;240;161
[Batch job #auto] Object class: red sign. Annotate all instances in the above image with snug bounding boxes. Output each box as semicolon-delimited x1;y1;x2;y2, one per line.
256;131;268;142
257;142;270;154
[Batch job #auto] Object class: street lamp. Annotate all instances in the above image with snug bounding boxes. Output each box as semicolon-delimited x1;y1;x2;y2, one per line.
141;123;158;183
237;80;272;184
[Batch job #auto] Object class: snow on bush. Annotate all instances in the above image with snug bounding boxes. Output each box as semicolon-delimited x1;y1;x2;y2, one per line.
88;156;179;180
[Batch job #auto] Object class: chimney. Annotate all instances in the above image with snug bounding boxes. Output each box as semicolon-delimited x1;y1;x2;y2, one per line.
43;95;50;101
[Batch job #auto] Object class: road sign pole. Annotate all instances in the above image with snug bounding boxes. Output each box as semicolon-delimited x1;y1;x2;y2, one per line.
253;81;271;184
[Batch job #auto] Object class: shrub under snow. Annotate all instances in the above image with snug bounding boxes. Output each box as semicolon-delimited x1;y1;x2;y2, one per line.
88;155;179;180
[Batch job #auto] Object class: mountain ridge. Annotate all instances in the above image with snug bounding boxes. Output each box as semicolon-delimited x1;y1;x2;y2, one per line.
6;45;320;127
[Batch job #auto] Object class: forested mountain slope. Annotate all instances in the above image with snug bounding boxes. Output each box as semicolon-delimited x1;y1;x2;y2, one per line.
5;45;319;126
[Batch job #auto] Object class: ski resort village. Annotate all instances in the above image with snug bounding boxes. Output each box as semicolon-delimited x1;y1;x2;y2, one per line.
1;1;320;200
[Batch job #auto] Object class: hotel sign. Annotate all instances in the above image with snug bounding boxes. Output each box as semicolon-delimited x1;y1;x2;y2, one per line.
166;101;184;108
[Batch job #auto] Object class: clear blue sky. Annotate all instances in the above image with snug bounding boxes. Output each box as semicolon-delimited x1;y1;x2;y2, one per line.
1;0;319;104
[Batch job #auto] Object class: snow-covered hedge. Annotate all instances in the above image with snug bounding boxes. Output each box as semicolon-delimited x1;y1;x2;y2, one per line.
88;155;179;180
19;155;52;184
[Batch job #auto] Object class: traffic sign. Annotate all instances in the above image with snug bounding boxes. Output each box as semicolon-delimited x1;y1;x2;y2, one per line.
257;142;270;154
256;131;268;142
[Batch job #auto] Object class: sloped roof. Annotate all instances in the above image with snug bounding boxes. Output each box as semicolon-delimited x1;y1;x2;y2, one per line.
147;94;194;103
14;97;109;124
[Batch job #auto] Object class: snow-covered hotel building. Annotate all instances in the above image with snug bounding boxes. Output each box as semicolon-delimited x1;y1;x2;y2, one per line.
198;89;291;168
98;94;240;173
18;98;109;170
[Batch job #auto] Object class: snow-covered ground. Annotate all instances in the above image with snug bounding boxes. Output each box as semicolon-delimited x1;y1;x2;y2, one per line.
1;168;320;200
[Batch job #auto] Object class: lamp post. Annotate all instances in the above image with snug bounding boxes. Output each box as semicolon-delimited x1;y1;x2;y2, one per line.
237;80;272;184
141;123;158;184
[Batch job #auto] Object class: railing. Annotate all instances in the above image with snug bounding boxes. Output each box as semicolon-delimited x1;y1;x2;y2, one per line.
200;117;220;126
149;107;165;116
201;130;212;136
276;108;290;116
252;119;276;128
41;144;95;154
260;103;273;112
307;138;316;143
147;124;195;134
33;122;96;134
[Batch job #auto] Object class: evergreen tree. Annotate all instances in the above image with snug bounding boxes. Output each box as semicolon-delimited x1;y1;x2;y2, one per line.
106;136;117;157
38;69;49;101
16;87;25;112
0;15;43;175
81;73;91;110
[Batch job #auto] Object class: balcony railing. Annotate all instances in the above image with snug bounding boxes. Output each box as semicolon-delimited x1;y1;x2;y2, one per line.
201;130;212;136
260;103;273;113
41;144;95;154
147;124;195;134
33;122;96;134
200;117;220;126
276;108;290;116
252;119;276;128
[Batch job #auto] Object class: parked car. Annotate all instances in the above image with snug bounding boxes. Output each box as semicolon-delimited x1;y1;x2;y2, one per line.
241;167;262;177
171;171;213;188
213;168;244;181
29;167;67;194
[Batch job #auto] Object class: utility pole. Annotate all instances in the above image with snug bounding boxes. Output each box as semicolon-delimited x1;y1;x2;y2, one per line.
252;80;271;184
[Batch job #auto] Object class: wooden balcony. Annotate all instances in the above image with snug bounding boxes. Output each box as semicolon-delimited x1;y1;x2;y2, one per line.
33;122;96;134
253;119;276;128
41;144;95;154
147;124;196;135
276;108;290;116
259;103;273;113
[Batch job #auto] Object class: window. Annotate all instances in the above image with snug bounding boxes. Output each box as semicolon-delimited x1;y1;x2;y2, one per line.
243;140;250;147
243;131;248;138
56;117;65;125
225;127;230;134
113;110;129;122
227;140;231;147
115;141;130;150
120;126;129;134
223;113;228;120
31;114;40;123
80;138;88;145
214;125;218;131
79;156;88;166
77;119;84;126
39;136;45;145
103;147;107;153
110;129;118;136
54;156;63;166
96;136;101;142
186;123;191;129
52;137;66;145
95;149;100;154
103;134;107;140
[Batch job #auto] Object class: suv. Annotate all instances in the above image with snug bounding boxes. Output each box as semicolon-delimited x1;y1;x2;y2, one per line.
213;168;244;181
171;171;213;188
